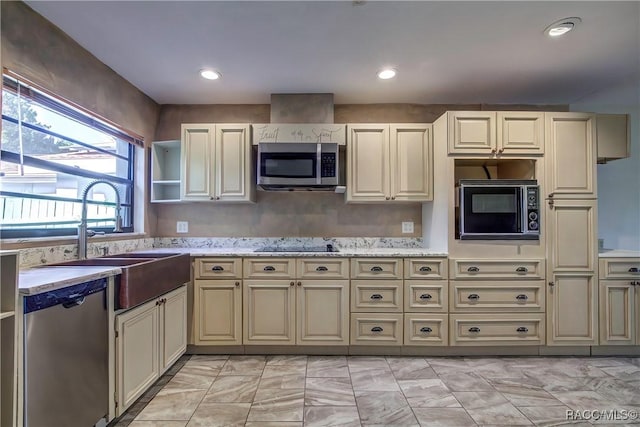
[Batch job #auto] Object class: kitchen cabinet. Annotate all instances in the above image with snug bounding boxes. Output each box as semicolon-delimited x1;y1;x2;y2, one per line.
447;111;544;155
450;313;545;346
150;140;181;202
181;123;254;202
547;274;597;345
546;199;597;273
193;258;243;345
297;279;349;345
599;257;640;345
346;124;433;202
1;251;18;427
243;280;296;345
596;114;630;163
115;285;186;416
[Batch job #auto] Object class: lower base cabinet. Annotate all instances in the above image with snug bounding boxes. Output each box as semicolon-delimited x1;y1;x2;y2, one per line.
194;280;242;345
404;314;448;345
599;280;638;345
115;285;187;416
449;313;545;346
350;313;403;345
547;274;598;345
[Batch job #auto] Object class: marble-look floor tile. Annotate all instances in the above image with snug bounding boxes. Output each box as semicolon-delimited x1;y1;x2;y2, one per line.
355;390;418;426
517;405;578;426
307;356;350;378
186;403;250;427
128;422;188;427
205;375;261;403
259;372;306;389
439;372;495;391
188;355;228;369
135;388;206;421
588;357;636;368
219;355;266;376
427;357;473;375
412;408;477;427
266;355;307;366
386;357;437;380
303;406;361;427
454;391;533;424
245;423;302;427
347;356;391;372
164;365;219;390
305;377;356;406
453;391;509;410
247;388;304;422
488;378;564;407
524;371;598;393
350;369;400;391
601;365;640;382
590;378;640;405
464;357;524;378
550;390;616;411
397;379;460;408
263;364;307;378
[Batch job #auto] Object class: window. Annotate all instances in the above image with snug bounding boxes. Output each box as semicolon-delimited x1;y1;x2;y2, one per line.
1;74;140;238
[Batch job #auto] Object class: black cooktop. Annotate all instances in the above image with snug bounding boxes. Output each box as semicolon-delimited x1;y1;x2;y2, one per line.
254;244;338;253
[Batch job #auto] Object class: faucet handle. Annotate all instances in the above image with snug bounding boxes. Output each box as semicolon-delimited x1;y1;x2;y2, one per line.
86;230;106;238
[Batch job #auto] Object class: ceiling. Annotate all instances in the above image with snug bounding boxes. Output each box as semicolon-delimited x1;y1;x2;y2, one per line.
26;1;640;106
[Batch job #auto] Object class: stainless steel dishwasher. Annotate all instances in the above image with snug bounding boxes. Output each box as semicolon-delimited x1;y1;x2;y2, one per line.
23;278;109;427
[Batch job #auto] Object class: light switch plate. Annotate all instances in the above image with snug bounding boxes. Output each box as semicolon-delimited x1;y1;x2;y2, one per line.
402;221;414;234
176;221;189;233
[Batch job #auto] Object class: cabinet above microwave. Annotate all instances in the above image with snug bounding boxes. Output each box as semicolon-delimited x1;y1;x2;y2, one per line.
252;124;346;145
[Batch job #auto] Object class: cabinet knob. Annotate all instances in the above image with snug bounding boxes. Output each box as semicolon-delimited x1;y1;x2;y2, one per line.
371;326;384;333
391;196;396;200
385;196;390;200
316;266;328;272
419;266;432;272
548;193;554;199
235;281;240;287
491;148;497;154
419;293;432;300
468;327;481;333
548;199;555;208
549;281;555;288
498;148;504;154
290;281;295;286
420;327;433;333
370;294;383;300
216;196;220;200
297;281;302;287
211;266;224;272
516;327;529;333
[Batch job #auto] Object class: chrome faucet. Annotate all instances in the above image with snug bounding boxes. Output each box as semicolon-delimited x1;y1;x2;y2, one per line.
78;179;123;259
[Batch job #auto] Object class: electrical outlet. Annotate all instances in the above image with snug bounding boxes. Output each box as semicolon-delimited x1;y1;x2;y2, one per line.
402;221;414;234
176;221;189;233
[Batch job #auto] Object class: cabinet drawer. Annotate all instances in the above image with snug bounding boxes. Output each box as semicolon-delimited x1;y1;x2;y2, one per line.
297;258;349;279
404;258;447;279
351;258;402;279
350;313;403;346
450;314;545;346
450;281;545;312
195;258;242;279
599;258;640;279
404;314;448;346
243;258;295;279
404;280;448;312
449;259;545;280
351;280;403;312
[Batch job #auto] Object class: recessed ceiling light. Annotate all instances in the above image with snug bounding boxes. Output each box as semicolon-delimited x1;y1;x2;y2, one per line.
377;68;397;80
544;17;581;37
200;69;221;80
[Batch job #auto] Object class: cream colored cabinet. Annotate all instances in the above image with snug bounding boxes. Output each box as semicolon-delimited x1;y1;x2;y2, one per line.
450;313;545;346
447;111;544;155
150;140;181;202
546;199;597;273
1;251;18;427
545;113;597;199
243;280;296;345
547;274;597;345
181;123;254;202
599;257;640;345
115;286;186;416
297;280;349;345
346;124;432;202
596;114;630;163
193;258;242;345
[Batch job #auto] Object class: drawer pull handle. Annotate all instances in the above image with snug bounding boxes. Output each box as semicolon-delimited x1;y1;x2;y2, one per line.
211;266;224;272
263;266;276;272
515;294;528;301
420;327;433;333
419;266;432;272
290;281;295;286
467;294;480;301
419;293;433;300
467;266;480;273
629;267;639;273
316;266;328;272
370;266;384;272
468;327;481;333
516;327;529;333
371;326;384;333
370;294;383;300
516;267;528;273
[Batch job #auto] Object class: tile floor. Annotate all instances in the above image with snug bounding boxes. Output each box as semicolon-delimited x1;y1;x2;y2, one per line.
110;355;640;426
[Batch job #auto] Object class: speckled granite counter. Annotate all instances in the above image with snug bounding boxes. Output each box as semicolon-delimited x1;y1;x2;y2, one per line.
123;247;448;257
599;249;640;258
19;266;121;295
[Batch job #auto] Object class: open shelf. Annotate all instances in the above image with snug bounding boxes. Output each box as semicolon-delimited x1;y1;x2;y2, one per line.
1;250;18;427
0;312;15;320
151;140;181;202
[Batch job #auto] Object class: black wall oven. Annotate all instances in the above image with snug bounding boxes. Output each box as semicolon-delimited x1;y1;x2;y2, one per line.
459;179;540;240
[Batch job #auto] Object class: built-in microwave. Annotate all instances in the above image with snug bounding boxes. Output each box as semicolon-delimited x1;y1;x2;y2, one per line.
458;179;540;240
257;142;339;190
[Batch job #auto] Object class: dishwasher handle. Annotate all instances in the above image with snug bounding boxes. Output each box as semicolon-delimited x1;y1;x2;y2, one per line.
62;293;86;309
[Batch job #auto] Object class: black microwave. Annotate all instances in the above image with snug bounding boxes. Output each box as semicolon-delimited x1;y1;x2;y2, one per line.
257;142;338;190
459;179;540;240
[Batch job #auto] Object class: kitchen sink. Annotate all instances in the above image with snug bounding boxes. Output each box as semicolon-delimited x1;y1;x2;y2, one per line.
46;252;190;309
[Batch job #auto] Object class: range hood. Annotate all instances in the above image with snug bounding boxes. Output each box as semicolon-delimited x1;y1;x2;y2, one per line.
254;94;346;192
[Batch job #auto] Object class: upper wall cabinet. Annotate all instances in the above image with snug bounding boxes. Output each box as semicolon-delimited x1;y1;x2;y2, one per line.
346;124;433;203
181;124;254;203
596;114;630;163
448;111;544;156
150;140;181;203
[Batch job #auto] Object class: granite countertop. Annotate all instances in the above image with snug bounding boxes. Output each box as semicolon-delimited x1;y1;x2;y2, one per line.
129;247;449;257
19;266;122;295
598;249;640;258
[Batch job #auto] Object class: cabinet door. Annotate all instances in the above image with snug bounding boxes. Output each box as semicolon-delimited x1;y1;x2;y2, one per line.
546;199;597;273
346;124;389;202
194;280;242;345
599;280;635;345
215;124;253;202
547;274;598;345
390;124;433;201
497;112;544;154
596;114;629;162
545;113;596;198
447;111;496;154
297;280;349;345
116;300;160;415
243;280;295;345
161;286;187;371
181;124;215;200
